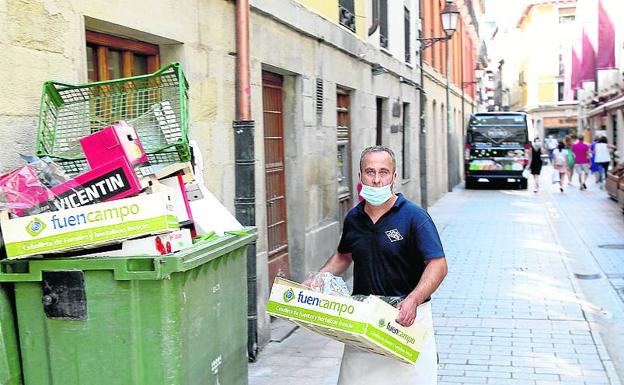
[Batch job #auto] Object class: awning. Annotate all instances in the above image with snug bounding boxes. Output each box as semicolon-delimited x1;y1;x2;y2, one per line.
587;94;624;117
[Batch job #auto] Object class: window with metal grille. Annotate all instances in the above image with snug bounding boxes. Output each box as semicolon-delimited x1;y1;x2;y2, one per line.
339;0;356;32
316;78;324;115
404;7;411;63
86;31;160;82
379;0;388;49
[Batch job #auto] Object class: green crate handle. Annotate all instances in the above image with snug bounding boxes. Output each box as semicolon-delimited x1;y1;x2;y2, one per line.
0;228;256;282
38;63;188;94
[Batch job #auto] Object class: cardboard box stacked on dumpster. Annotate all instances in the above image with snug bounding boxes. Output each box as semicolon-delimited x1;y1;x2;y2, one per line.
1;190;179;259
80;121;150;169
267;278;429;365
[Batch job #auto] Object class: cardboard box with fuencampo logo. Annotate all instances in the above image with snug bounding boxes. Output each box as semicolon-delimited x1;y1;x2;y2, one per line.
1;191;179;259
267;278;429;365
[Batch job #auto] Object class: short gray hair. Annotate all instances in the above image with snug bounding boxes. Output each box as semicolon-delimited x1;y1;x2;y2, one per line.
359;145;396;172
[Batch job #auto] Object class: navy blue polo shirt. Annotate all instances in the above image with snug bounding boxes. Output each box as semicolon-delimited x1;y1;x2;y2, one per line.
337;193;445;298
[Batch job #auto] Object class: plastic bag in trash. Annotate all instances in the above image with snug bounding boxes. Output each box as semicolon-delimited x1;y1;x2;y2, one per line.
306;272;351;297
20;155;69;188
0;156;70;217
0;164;54;217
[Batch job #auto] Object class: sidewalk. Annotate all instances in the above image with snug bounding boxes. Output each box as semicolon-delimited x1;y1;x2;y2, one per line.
249;168;624;385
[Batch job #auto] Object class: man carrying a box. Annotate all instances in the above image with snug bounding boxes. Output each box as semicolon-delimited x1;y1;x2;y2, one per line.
308;145;447;385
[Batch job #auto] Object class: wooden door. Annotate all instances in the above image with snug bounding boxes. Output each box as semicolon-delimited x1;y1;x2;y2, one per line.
262;71;289;285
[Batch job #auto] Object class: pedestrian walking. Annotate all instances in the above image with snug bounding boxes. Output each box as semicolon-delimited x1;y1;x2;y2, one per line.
552;141;569;192
546;135;557;163
593;136;614;188
533;136;542;149
528;138;543;192
564;135;576;184
590;136;600;183
306;145;447;385
571;134;591;190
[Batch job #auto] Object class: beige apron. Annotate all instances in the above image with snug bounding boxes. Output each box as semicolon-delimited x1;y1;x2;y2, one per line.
337;301;437;385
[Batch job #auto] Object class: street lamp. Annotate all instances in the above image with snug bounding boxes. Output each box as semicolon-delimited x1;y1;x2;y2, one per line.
416;1;459;50
416;1;460;194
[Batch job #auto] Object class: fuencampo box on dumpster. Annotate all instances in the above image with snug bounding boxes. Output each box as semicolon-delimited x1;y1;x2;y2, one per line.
267;278;429;365
1;191;179;259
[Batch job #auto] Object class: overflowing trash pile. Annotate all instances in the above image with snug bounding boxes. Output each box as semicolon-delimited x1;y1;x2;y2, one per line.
0;63;243;260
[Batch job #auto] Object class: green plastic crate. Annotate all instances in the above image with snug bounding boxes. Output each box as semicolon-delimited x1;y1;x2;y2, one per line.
0;228;255;385
36;63;190;175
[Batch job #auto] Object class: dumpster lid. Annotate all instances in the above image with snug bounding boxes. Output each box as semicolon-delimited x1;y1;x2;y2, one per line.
0;227;256;282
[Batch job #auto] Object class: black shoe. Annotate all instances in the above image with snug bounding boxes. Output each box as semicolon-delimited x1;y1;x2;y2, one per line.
560;187;564;192
582;183;587;190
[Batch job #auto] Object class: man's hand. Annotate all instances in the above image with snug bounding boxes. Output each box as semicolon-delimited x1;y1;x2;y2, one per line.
302;252;353;288
395;257;447;327
395;296;420;327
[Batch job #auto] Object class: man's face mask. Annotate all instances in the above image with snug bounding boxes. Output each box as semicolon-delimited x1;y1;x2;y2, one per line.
359;183;393;206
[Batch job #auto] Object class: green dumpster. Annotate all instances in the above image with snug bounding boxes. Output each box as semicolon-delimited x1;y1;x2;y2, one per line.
0;284;21;385
0;228;255;385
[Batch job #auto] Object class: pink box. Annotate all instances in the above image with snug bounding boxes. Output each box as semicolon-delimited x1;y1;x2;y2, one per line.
80;121;149;168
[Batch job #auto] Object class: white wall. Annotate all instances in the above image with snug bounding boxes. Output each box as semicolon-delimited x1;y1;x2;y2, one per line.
379;0;418;66
388;0;406;60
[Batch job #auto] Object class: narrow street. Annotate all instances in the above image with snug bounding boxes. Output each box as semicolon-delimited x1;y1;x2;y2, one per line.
249;167;624;385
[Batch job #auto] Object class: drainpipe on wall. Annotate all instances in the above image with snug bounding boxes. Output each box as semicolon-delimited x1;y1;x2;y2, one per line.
418;30;428;207
445;37;453;193
460;30;465;142
234;0;258;362
368;0;380;36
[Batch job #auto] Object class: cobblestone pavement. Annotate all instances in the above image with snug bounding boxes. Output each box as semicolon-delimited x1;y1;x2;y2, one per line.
249;168;624;385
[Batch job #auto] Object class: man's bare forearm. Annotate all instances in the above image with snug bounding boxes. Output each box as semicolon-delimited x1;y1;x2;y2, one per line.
319;251;353;276
406;257;448;305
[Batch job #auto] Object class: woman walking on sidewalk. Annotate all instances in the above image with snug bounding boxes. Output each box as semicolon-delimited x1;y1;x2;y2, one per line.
552;141;569;192
590;136;600;183
593;136;614;188
528;139;543;192
564;135;576;184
